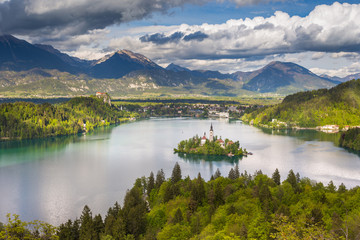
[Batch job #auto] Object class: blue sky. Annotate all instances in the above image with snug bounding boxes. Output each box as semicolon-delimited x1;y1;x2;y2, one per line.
1;0;360;76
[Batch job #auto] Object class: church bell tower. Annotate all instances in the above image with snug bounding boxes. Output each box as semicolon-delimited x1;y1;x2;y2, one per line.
209;123;214;142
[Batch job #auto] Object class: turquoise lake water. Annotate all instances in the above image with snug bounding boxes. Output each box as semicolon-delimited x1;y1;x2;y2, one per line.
1;118;360;225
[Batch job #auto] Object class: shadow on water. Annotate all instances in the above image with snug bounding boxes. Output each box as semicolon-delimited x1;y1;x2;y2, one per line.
260;128;341;144
0;126;115;167
175;152;243;164
259;127;360;157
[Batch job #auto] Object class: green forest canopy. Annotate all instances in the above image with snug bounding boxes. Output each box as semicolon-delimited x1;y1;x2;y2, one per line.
242;79;360;128
2;164;360;240
0;96;138;140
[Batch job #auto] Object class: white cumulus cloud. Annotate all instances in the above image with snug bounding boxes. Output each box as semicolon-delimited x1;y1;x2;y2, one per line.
108;2;360;62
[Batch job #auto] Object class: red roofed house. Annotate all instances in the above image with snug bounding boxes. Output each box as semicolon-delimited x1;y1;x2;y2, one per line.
216;139;225;148
200;133;207;146
227;141;234;147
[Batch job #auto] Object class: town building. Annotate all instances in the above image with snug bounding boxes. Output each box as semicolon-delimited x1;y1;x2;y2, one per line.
200;134;207;146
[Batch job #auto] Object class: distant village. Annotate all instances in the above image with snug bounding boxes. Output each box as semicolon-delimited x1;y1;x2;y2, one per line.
265;118;360;133
117;102;262;119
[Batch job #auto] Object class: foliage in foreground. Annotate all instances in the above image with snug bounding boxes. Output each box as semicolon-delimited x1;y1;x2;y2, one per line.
3;164;360;239
242;79;360;128
0;96;138;140
0;213;58;240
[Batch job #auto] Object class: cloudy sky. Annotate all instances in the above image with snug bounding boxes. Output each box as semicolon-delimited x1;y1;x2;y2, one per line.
1;0;360;77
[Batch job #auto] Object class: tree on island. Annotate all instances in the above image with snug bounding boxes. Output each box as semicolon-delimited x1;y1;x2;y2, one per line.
174;135;247;157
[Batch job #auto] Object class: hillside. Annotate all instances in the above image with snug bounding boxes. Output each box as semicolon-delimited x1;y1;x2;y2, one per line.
0;96;137;140
242;79;360;128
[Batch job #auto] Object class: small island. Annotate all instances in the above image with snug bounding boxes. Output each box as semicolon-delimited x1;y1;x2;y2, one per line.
174;124;248;157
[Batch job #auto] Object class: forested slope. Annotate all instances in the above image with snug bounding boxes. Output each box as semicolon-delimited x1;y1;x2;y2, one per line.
0;96;137;140
2;164;360;239
242;79;360;128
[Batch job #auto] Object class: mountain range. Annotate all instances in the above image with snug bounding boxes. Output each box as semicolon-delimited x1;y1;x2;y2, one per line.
0;34;354;98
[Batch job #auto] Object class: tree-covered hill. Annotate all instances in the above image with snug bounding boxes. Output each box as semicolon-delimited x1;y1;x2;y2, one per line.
242;79;360;128
2;164;360;239
0;96;137;140
339;127;360;151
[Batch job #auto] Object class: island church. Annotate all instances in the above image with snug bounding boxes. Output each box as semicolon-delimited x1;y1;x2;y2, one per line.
200;124;214;146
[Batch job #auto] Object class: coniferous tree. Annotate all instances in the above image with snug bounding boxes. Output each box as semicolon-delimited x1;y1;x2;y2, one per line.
147;171;155;196
191;173;206;206
286;170;298;190
93;214;104;240
104;202;124;238
122;187;147;238
272;168;281;185
214;182;224;207
338;183;347;193
58;219;80;240
171;162;182;183
79;205;95;240
234;164;240;179
327;180;336;192
172;208;183;224
296;172;301;183
213;168;221;179
155;169;165;188
228;168;236;180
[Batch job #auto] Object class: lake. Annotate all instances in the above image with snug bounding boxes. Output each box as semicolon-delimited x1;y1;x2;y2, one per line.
1;118;360;225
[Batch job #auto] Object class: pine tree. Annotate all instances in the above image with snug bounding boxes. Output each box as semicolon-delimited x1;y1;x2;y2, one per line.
123;187;147;238
286;170;298;191
93;214;104;240
172;208;183;224
338;183;347;193
228;168;236;180
191;173;206;206
79;205;95;240
214;168;221;179
272;168;281;185
327;180;336;192
234;164;240;179
155;169;165;188
296;172;301;183
147;171;155;196
171;162;182;183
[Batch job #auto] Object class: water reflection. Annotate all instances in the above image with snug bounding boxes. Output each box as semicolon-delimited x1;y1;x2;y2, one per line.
0;126;115;167
258;127;360;157
176;152;243;164
260;128;341;145
1;118;360;226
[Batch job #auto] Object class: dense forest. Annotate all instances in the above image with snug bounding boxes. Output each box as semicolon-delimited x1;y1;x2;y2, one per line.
2;163;360;239
340;128;360;151
174;136;247;156
242;79;360;128
0;96;138;140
